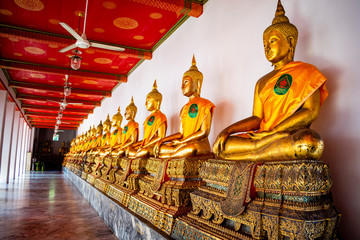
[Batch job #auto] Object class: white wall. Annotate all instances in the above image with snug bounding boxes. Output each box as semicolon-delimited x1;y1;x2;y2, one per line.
78;0;360;238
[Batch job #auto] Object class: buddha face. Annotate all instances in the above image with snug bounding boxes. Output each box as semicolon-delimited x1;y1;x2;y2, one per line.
111;116;121;128
103;122;110;132
145;96;157;111
182;76;197;97
263;30;291;64
125;107;133;120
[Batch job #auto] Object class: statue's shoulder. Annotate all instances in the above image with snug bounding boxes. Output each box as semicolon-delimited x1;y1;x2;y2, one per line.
256;70;279;93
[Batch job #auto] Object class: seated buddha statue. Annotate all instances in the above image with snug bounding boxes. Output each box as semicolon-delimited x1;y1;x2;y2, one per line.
154;56;215;158
88;121;103;153
102;107;123;156
127;80;167;158
91;115;112;157
212;0;328;161
111;97;139;156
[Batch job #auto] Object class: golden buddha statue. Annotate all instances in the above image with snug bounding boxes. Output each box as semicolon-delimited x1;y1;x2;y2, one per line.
103;107;123;156
92;114;112;156
88;121;103;153
111;97;139;156
127;80;167;158
99;108;124;181
212;0;328;161
154;55;215;158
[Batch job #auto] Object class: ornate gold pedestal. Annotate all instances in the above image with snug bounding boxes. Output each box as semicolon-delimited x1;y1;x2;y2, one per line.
84;153;96;174
128;155;210;234
93;156;116;193
107;157;148;207
171;159;341;240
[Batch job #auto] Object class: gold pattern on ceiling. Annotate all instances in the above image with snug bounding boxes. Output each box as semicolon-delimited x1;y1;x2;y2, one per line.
14;0;44;11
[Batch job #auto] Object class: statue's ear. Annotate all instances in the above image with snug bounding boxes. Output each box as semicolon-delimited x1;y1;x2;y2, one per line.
288;36;295;48
197;79;201;93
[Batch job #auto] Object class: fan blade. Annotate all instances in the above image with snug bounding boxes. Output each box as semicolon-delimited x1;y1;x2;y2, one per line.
90;42;125;52
47;99;61;104
68;102;83;105
59;22;83;41
59;43;77;53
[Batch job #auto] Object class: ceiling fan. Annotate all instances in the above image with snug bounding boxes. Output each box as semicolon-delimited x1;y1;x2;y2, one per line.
59;0;125;53
48;98;83;111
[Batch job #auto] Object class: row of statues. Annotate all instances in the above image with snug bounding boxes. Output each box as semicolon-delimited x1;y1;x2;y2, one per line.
68;0;328;163
64;2;339;239
68;55;216;160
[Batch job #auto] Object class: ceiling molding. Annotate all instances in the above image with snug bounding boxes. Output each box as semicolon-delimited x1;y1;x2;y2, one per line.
22;104;93;113
16;94;101;106
129;0;204;18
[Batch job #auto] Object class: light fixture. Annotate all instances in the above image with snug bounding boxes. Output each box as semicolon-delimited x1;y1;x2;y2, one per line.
70;49;82;70
59;100;67;111
64;85;71;97
64;75;72;97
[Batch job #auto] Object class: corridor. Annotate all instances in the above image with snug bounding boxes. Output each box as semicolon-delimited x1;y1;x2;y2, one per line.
0;172;117;240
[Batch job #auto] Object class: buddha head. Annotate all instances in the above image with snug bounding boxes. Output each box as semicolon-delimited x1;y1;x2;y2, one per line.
125;97;137;121
112;107;123;128
146;80;162;111
182;55;203;97
96;120;103;135
263;0;298;65
103;114;111;133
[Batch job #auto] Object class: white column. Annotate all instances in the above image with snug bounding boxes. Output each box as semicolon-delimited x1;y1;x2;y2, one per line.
25;127;32;172
0;90;8;158
21;125;29;174
15;117;24;178
8;111;20;182
0;101;15;183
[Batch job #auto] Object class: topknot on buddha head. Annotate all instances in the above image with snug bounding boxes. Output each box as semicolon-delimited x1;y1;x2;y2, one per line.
264;0;298;50
183;55;203;95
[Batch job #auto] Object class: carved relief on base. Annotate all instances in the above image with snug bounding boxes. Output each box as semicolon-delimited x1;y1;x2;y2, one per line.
173;159;341;240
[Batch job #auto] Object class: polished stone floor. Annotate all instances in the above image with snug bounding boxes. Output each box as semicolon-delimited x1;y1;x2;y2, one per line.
0;172;118;240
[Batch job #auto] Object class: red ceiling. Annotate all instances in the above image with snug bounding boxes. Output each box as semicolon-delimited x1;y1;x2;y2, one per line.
0;0;205;129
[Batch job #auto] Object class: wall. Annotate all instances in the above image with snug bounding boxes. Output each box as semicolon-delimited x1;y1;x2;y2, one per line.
78;0;360;238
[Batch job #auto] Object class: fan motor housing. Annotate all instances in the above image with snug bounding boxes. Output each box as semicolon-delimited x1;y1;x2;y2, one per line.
76;39;90;49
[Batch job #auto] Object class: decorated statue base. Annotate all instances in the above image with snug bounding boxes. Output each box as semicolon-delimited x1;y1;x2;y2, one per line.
83;153;96;174
107;157;148;207
171;159;341;240
128;155;211;234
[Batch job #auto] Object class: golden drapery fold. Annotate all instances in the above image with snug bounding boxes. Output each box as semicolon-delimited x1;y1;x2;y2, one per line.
259;61;328;132
121;121;139;147
142;111;167;146
180;97;215;138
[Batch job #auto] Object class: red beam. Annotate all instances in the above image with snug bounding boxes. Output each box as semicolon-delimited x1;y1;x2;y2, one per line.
130;0;203;18
33;125;78;130
0;59;127;83
16;94;101;107
9;81;111;98
22;104;93;113
25;112;87;119
29;118;83;124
